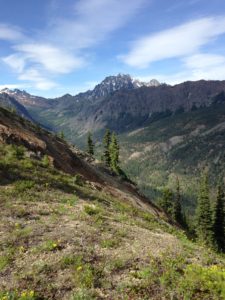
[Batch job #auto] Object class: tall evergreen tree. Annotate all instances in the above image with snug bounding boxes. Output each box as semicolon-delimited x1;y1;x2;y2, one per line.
195;173;214;247
159;187;173;215
173;177;184;225
109;132;120;173
87;132;94;156
103;129;111;167
212;184;225;252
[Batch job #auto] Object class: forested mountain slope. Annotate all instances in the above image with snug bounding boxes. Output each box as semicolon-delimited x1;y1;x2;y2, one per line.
120;101;225;210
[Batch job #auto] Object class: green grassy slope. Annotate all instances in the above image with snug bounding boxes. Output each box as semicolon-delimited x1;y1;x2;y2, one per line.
1;143;225;299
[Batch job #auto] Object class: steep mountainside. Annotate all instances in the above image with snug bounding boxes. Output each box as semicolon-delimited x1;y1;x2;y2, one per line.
0;88;53;108
0;93;34;121
120;101;225;211
0;106;160;215
54;74;160;105
0;108;224;299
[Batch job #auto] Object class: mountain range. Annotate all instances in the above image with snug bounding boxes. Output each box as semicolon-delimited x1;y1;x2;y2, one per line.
1;73;225;209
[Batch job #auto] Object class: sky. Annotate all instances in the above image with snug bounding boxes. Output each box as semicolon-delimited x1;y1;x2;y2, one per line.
1;0;225;97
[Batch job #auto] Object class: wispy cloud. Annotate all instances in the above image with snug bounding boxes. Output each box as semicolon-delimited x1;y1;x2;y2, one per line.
0;23;24;41
1;0;146;90
50;0;147;49
14;43;84;74
183;53;225;81
2;53;26;73
136;53;225;85
121;16;225;68
184;53;225;69
18;68;57;90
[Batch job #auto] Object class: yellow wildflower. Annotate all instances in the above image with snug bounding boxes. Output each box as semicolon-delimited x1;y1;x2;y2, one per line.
21;291;27;297
29;291;34;297
19;246;25;253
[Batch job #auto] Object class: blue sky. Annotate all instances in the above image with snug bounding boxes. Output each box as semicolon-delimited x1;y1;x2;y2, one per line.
1;0;225;97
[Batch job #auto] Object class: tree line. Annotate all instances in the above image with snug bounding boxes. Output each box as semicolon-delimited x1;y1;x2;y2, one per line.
87;129;121;174
159;174;225;253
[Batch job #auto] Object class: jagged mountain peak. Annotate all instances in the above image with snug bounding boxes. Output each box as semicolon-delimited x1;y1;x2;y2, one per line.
131;77;161;88
86;74;161;100
0;88;30;96
0;87;52;108
99;73;160;88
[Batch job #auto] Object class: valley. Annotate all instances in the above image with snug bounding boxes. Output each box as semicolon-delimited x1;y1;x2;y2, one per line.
1;74;224;211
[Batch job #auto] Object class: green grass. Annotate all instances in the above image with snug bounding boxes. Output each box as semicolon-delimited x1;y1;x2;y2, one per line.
100;239;119;249
40;240;62;252
124;253;225;300
0;256;11;272
0;142;225;299
0;290;38;300
84;205;101;216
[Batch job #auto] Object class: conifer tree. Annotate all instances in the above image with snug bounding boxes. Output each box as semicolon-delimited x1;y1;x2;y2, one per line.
195;173;214;247
109;132;120;173
173;177;184;225
103;129;111;167
87;132;94;156
212;184;225;252
159;188;173;215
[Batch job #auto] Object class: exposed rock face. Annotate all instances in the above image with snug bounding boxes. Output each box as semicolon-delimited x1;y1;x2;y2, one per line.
85;74;160;100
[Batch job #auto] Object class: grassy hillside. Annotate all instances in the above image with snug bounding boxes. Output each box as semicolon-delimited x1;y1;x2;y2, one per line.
1;143;225;300
0;105;225;299
120;102;225;211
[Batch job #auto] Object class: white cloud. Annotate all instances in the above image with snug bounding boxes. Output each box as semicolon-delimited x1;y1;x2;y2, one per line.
0;24;24;41
2;52;59;90
2;54;26;72
34;80;58;90
184;53;225;81
18;68;46;82
14;43;84;74
18;68;58;90
50;0;146;49
184;53;225;69
121;16;225;68
136;53;225;85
